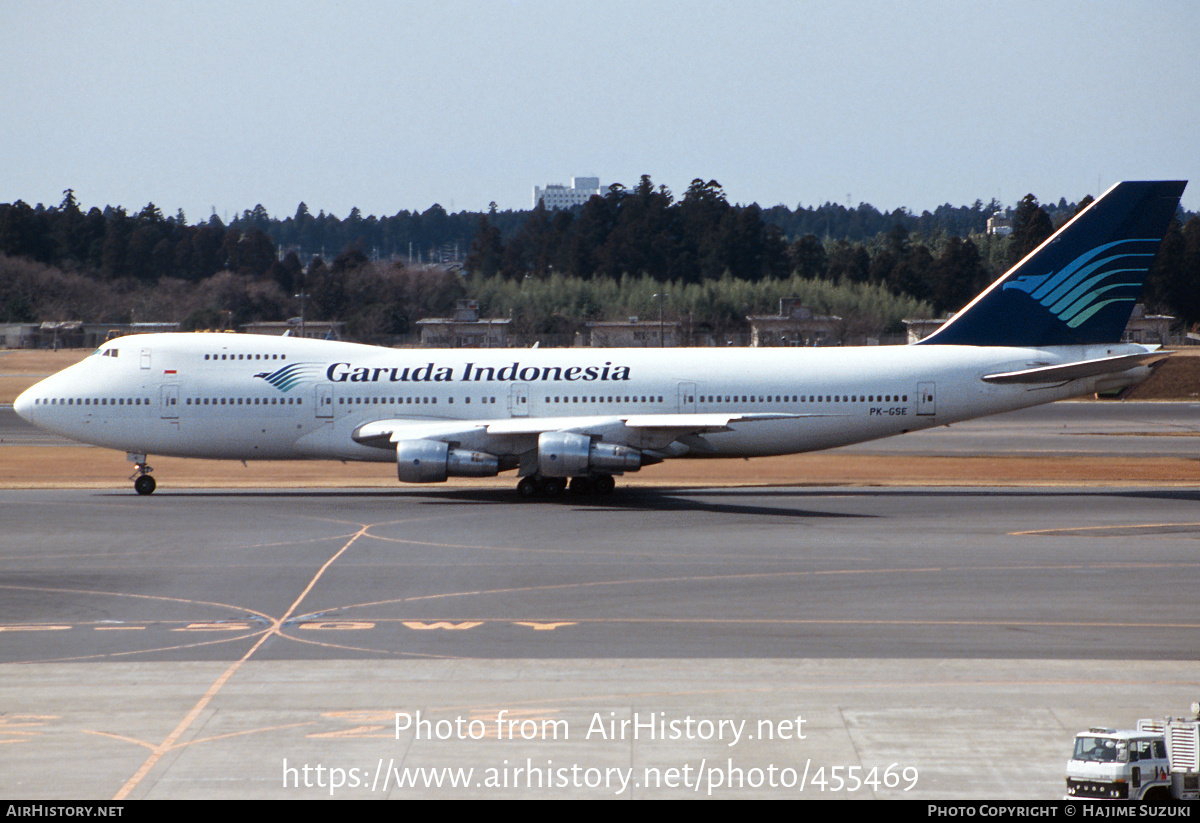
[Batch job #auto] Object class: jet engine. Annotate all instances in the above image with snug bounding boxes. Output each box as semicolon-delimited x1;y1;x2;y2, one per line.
536;431;643;477
395;439;499;483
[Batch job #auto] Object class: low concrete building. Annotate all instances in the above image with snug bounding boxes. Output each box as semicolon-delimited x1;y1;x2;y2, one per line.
84;323;181;348
0;323;38;349
747;299;842;347
903;317;950;344
416;300;510;348
1122;304;1175;345
583;317;683;347
2;322;184;350
242;320;345;340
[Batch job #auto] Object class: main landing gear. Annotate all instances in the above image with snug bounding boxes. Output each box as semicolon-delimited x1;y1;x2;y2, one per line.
516;474;617;499
128;453;156;495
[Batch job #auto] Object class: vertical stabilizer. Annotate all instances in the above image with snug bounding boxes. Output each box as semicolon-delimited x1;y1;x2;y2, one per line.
919;180;1186;346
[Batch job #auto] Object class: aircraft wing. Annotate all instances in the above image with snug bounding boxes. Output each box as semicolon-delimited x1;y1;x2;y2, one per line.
352;411;825;453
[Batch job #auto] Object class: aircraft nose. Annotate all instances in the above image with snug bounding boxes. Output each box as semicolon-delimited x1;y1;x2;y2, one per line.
13;385;36;422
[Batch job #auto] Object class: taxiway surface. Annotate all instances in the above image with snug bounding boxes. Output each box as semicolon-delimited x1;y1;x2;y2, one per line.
2;401;1199;799
3;485;1199;662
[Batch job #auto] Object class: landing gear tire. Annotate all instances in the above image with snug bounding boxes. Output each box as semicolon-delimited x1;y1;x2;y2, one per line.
129;455;156;495
517;474;611;499
516;476;540;499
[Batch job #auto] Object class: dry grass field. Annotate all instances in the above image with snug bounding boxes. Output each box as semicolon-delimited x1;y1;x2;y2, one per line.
0;349;90;405
5;445;1200;491
5;346;1200;490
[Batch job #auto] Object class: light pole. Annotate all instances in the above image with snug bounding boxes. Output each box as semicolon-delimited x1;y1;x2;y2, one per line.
653;292;669;347
294;292;309;339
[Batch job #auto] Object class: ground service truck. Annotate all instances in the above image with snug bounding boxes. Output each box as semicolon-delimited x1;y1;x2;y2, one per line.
1066;705;1200;801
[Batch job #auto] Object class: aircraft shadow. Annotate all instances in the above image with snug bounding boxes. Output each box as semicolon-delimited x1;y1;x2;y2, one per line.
100;486;871;519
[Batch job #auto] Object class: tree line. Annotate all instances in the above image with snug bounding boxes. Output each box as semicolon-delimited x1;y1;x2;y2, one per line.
2;182;1199;339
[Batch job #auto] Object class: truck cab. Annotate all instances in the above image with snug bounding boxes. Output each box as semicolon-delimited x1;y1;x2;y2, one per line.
1065;722;1172;801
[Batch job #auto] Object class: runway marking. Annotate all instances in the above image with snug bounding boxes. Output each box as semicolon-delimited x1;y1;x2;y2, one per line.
402;621;483;630
82;730;159;751
166;722;316;748
340;560;1200;613
296;621;375;630
275;629;471;659
0;624;70;632
296;671;1200;741
308;725;391;739
39;616;1200;634
307;708;565;740
86;722;314;750
1067;431;1200;437
1012;522;1200;536
513;621;576;630
112;521;372;799
27;615;1200;633
0;714;57;745
307;616;1200;630
0;584;274;664
111;514;476;798
171;622;254;632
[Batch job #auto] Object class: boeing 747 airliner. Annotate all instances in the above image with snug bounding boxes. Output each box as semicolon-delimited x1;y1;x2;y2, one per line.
13;181;1187;497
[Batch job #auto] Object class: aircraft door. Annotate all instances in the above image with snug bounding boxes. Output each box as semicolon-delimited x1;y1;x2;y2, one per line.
161;384;180;419
917;382;936;416
678;382;696;413
316;384;334;418
140;348;151;369
509;383;530;417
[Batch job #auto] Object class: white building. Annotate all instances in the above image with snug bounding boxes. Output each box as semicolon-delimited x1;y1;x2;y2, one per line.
533;177;601;209
986;211;1013;236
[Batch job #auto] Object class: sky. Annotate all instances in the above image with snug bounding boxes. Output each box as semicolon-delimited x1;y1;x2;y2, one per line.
3;0;1198;223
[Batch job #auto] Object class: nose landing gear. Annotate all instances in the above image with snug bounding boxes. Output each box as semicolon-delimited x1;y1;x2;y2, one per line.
128;453;157;495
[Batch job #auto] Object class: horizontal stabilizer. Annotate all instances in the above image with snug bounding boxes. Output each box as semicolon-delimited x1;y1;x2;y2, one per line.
981;351;1169;384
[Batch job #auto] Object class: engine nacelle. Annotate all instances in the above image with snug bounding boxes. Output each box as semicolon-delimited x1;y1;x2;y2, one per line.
537;431;643;477
395;439;499;483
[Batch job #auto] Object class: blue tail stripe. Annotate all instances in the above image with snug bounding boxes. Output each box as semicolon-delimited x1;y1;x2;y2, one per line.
1066;297;1136;329
1027;238;1139;300
1049;265;1148;315
1043;251;1153;310
1060;281;1141;322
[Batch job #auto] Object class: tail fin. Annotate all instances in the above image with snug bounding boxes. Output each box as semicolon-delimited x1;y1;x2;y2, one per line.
919;180;1186;347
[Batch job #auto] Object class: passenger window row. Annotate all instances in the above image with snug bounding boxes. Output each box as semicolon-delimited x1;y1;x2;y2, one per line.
33;397;148;406
336;396;497;407
204;353;287;361
545;396;665;404
186;397;302;406
340;396;439;405
699;394;908;403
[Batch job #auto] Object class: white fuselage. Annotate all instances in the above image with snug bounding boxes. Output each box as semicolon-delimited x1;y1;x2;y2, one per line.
14;333;1152;466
